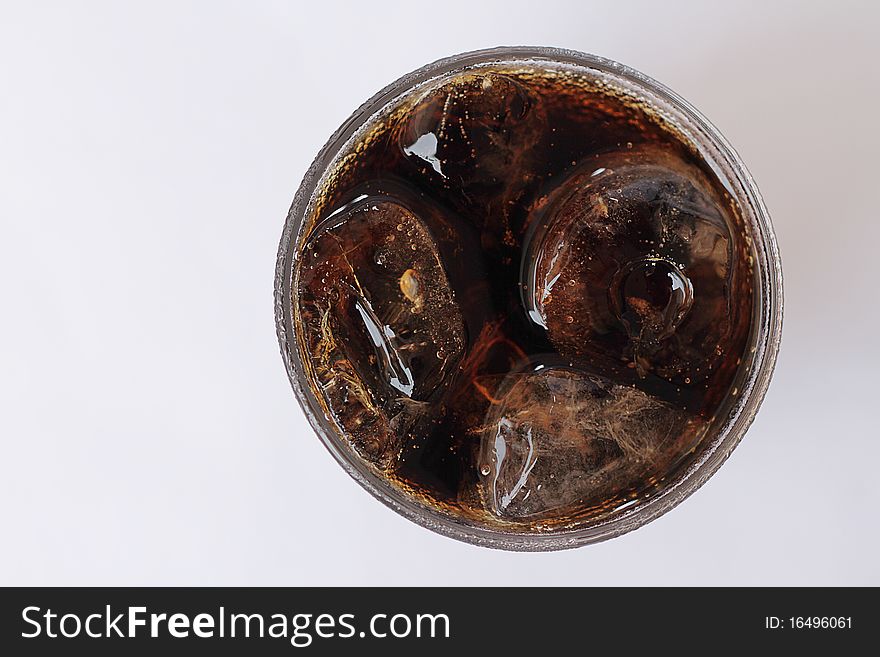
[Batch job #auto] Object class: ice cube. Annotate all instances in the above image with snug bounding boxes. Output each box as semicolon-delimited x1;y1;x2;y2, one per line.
394;72;545;224
476;367;699;520
297;199;466;469
524;147;746;392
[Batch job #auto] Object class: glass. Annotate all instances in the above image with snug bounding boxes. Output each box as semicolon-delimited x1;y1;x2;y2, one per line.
274;47;783;550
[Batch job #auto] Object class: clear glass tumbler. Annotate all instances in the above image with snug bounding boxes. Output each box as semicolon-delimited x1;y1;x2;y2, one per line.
275;47;783;550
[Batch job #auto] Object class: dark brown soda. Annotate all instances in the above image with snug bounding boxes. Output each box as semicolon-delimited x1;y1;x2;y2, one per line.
294;63;754;529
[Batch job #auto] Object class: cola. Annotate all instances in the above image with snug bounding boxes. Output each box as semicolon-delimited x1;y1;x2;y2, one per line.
293;63;754;529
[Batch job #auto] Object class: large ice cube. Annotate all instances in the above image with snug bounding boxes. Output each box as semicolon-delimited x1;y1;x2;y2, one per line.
394;72;546;230
477;367;700;520
298;199;466;469
524;147;746;393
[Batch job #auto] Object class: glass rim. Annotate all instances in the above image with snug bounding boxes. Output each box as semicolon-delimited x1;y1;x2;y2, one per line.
274;46;784;551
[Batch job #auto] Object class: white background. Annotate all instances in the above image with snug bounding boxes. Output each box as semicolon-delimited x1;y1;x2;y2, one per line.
2;1;878;585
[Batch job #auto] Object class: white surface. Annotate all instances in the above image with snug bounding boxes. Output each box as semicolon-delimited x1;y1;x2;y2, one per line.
2;0;877;585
